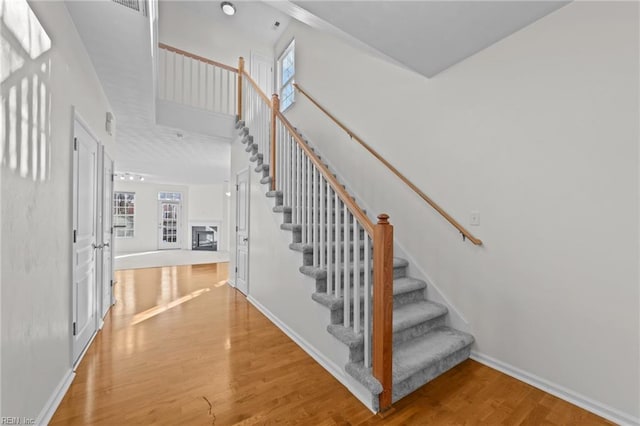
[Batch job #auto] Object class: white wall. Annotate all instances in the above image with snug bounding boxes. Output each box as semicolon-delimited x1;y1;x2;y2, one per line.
0;0;115;420
113;181;229;254
113;181;189;253
275;2;639;423
189;183;228;251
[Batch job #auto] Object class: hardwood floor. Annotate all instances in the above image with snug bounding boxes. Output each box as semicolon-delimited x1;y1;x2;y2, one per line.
51;264;612;425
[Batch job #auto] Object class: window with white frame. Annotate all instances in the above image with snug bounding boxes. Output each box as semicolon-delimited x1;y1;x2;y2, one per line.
158;192;182;202
113;192;135;238
278;39;295;112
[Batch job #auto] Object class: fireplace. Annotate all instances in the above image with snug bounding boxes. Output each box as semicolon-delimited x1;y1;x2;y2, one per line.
191;226;218;251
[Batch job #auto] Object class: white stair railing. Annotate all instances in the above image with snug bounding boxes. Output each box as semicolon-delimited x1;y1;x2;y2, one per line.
241;74;270;165
158;43;237;116
274;112;377;368
238;57;394;411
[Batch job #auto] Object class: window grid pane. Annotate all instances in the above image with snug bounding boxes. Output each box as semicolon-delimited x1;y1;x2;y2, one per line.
113;191;135;238
278;40;295;112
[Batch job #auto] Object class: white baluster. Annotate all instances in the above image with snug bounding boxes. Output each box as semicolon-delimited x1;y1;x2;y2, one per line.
353;218;360;334
327;184;333;296
297;144;301;225
290;135;295;210
320;172;325;273
313;168;319;267
343;206;351;328
364;234;371;368
301;150;306;244
335;195;341;299
306;157;312;246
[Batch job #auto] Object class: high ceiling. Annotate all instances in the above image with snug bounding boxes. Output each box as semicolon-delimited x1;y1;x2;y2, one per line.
179;1;291;46
66;0;571;185
67;1;232;185
284;1;570;78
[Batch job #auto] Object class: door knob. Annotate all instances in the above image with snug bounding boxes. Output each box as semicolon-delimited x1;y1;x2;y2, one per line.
92;243;102;250
103;242;110;248
242;237;248;242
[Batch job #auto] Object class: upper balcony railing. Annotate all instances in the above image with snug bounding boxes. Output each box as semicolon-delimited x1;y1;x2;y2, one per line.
157;43;237;116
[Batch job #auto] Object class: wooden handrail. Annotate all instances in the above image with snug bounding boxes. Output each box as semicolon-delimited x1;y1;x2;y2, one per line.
241;70;272;106
293;83;483;246
158;43;238;73
275;110;375;237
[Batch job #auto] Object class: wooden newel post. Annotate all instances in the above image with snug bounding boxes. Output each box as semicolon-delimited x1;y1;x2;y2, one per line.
237;57;245;120
373;213;394;412
270;94;279;191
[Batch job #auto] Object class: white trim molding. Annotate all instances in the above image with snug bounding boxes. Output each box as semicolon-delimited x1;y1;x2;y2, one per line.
471;351;640;426
247;296;376;413
35;369;76;425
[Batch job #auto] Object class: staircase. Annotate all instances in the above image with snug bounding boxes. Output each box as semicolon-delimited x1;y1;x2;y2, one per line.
235;118;474;410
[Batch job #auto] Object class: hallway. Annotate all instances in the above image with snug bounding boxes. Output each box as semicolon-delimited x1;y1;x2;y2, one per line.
50;264;611;425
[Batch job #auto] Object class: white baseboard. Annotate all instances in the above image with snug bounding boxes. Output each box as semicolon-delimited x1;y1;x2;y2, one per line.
247;296;376;413
471;351;639;426
35;369;75;425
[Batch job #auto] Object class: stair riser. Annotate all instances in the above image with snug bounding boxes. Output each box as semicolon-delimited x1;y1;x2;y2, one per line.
314;281;422;308
302;245;369;266
281;210;362;226
311;266;407;297
391;345;472;404
347;316;447;363
290;227;366;244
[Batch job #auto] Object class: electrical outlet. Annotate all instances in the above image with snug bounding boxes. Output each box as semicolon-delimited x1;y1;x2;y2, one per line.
470;210;480;226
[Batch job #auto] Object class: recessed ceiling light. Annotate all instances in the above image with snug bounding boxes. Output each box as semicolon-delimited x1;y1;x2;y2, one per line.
221;1;236;16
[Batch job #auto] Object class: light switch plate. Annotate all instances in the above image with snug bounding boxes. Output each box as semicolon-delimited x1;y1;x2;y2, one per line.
470;210;480;226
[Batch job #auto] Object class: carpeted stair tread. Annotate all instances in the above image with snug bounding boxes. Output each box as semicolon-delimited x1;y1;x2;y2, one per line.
235;120;245;129
393;327;474;383
345;326;474;396
327;300;447;347
260;176;272;185
300;257;408;280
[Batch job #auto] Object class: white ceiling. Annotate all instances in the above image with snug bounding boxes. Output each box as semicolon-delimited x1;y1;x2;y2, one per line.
287;1;570;78
178;0;291;45
66;1;231;185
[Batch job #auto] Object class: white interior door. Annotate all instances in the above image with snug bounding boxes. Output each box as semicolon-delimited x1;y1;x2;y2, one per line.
158;201;181;250
236;169;249;295
72;117;100;364
250;51;273;97
101;150;114;317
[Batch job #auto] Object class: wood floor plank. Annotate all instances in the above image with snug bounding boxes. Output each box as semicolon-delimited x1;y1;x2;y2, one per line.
50;263;613;425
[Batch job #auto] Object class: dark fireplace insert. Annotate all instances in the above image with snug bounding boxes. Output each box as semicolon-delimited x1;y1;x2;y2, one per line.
192;226;218;251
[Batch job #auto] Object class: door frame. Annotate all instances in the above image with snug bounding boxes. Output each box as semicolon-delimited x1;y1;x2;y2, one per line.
100;147;115;319
250;51;274;97
157;199;182;250
70;109;102;368
235;167;250;295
